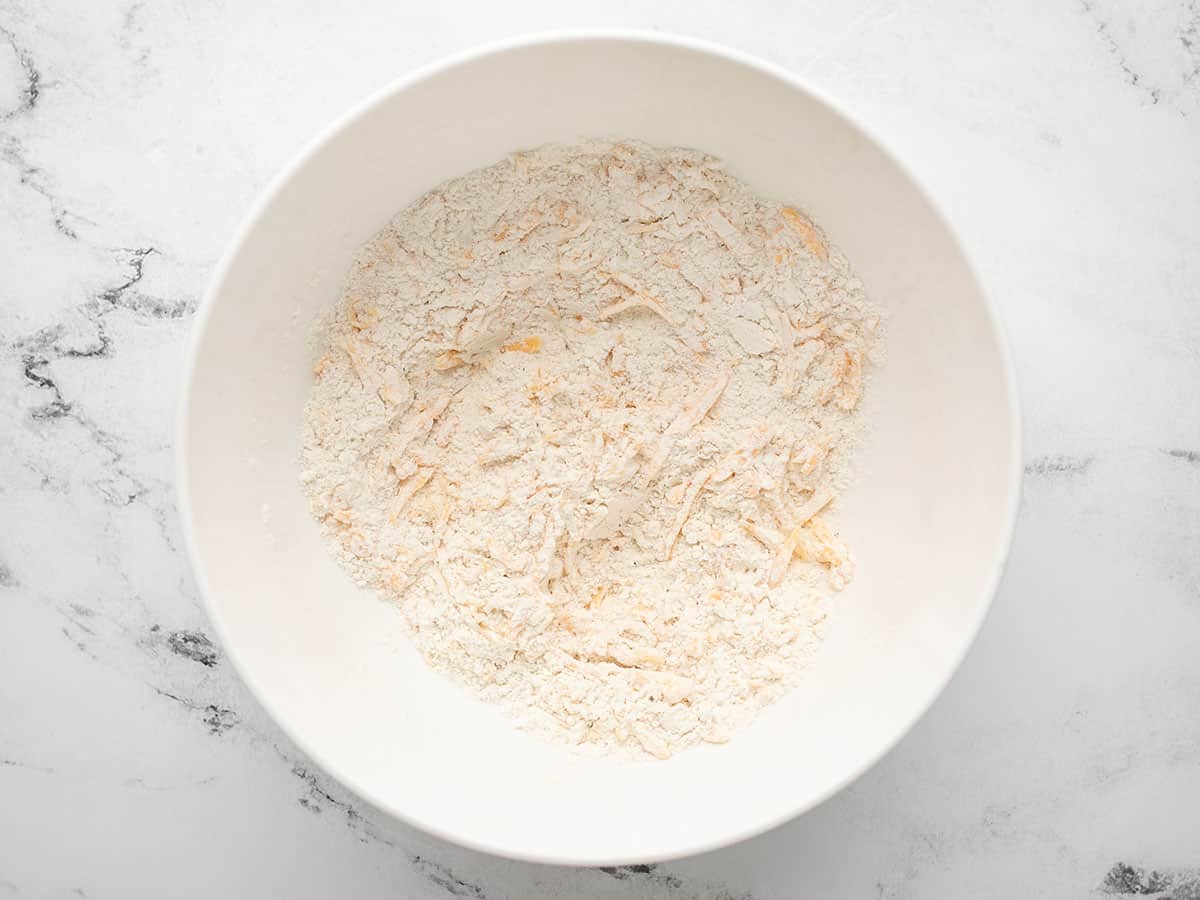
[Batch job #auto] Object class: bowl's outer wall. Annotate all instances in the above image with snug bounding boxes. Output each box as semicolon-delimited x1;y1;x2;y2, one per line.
181;35;1020;864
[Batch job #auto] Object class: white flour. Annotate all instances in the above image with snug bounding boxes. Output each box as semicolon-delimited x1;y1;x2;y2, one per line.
301;140;880;758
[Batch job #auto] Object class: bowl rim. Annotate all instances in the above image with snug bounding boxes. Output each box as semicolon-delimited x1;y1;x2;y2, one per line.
177;29;1023;866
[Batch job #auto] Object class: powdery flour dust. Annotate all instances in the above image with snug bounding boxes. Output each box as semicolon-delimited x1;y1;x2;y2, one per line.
301;140;880;758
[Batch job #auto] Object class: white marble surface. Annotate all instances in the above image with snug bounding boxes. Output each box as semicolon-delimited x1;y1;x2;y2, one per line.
2;0;1199;896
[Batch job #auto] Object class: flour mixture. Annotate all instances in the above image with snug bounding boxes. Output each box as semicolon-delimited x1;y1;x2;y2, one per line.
301;140;880;757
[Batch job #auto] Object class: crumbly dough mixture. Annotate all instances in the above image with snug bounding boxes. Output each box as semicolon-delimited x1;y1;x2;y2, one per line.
301;140;880;757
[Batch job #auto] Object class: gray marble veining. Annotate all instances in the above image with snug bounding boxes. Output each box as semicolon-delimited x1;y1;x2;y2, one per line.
2;0;1198;897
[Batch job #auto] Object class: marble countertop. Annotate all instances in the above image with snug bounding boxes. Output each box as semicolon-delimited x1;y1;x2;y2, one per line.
2;0;1198;896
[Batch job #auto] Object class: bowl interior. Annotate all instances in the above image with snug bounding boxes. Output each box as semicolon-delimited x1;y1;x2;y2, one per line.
181;36;1018;864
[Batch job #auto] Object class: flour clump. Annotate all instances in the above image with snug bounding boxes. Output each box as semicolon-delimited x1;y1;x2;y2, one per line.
301;140;881;758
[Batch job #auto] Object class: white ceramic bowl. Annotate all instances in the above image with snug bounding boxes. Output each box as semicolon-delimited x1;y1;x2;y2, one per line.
179;33;1020;865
